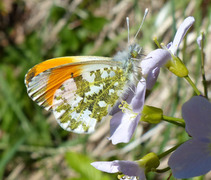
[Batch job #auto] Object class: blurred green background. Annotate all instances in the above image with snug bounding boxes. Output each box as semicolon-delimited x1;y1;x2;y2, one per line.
0;0;210;179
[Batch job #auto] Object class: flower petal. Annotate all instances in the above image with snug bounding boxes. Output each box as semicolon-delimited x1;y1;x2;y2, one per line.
91;161;119;173
169;16;195;55
109;79;145;144
168;139;211;178
146;67;160;90
141;49;171;76
131;78;146;113
109;112;141;144
116;161;145;179
182;96;211;139
91;160;146;180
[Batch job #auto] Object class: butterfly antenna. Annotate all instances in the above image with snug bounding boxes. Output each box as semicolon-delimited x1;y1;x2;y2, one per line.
126;17;130;46
133;8;149;43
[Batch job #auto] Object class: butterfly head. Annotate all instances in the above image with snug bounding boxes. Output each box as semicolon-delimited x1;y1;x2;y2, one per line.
129;43;142;59
113;43;142;70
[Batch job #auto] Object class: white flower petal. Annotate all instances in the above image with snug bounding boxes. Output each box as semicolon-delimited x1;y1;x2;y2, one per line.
109;112;141;144
141;49;171;76
169;16;195;54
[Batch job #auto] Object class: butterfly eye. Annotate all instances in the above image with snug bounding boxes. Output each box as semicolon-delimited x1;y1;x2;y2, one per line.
131;50;138;58
130;44;142;58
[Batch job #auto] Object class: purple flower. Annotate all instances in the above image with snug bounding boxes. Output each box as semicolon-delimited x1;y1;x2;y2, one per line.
109;16;195;145
141;16;195;89
168;96;211;178
109;50;170;144
91;160;146;180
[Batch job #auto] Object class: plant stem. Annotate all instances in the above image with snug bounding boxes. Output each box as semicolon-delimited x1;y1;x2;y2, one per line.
157;143;183;159
155;143;183;174
156;167;171;173
200;32;208;98
184;76;201;96
162;115;185;128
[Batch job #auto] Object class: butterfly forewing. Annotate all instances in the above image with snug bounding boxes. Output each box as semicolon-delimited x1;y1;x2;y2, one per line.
25;56;113;85
25;56;115;110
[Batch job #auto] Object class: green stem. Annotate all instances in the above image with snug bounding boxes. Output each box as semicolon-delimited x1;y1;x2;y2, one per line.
155;143;183;174
200;32;208;98
155;167;171;173
162;115;185;128
184;76;201;96
158;143;183;159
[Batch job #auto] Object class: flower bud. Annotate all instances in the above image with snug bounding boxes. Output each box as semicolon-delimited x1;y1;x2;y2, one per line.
141;105;163;124
165;55;189;77
137;152;160;173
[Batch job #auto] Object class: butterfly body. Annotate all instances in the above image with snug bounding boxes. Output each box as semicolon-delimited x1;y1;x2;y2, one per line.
25;44;142;133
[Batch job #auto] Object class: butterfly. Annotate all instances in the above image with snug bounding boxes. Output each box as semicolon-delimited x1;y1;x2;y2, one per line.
25;10;148;134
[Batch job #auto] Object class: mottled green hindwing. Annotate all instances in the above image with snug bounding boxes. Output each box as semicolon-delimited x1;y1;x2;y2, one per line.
53;66;128;133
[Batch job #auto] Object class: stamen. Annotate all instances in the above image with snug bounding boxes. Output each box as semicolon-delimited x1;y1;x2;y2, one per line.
118;101;138;119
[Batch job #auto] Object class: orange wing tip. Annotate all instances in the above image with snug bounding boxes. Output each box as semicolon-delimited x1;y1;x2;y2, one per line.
25;56;84;85
25;60;83;109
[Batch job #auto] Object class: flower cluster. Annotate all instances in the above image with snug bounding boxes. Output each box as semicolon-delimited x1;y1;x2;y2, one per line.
92;15;211;180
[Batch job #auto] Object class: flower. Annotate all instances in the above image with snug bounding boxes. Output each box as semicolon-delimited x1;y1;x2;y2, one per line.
108;78;145;145
109;17;195;145
109;50;170;144
91;152;160;179
168;96;211;178
165;16;195;77
91;160;146;180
